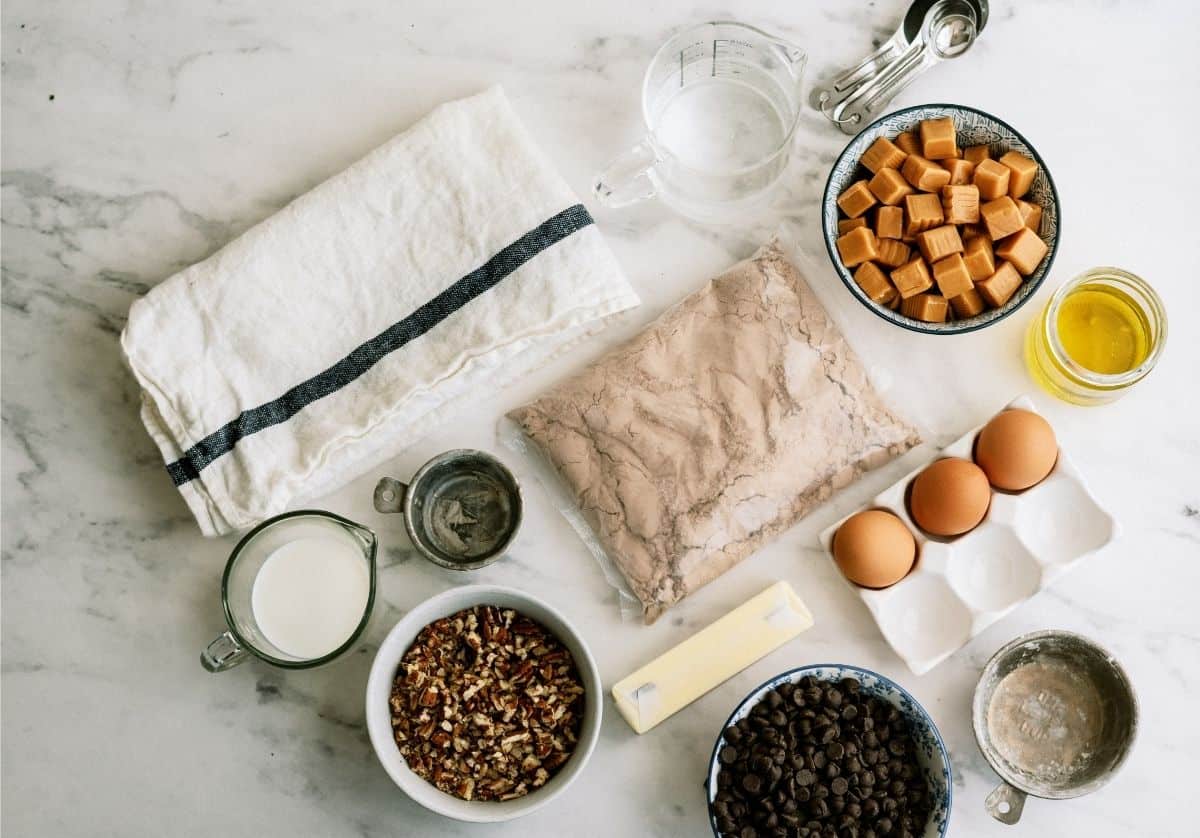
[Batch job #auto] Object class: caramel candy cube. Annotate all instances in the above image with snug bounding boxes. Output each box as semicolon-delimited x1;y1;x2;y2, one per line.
894;131;920;156
920;117;957;160
950;286;986;318
963;144;991;166
837;180;877;218
836;226;879;267
995;227;1049;276
941;184;980;225
917;224;964;264
890;257;934;299
973;158;1011;200
861;136;909;174
902;155;951;192
1016;199;1043;233
981;196;1025;241
839;216;869;235
875;205;904;240
904;193;944;235
901;293;949;323
854;262;898;306
961;222;989;243
999;151;1038;199
977;261;1023;307
932;253;974;298
868;168;914;206
875;238;912;269
962;236;995;281
942;158;975;185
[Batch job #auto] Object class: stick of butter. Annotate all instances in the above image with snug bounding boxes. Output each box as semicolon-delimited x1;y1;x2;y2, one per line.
611;581;813;734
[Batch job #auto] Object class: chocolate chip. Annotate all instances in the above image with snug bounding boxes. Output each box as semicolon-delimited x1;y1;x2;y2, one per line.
711;679;931;837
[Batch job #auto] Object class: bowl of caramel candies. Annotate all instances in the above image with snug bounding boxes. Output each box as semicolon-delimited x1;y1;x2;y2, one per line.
822;104;1059;334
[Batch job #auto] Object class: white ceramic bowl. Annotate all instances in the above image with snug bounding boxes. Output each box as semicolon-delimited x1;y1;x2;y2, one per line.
365;585;602;823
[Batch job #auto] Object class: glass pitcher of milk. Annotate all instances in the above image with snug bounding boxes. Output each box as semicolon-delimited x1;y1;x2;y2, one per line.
201;511;377;672
593;21;806;223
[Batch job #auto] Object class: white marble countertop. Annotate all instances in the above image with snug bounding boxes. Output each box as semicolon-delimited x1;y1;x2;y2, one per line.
3;1;1199;835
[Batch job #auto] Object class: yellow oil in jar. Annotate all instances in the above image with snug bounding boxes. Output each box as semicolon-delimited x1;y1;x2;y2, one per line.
1055;284;1151;374
1025;269;1164;405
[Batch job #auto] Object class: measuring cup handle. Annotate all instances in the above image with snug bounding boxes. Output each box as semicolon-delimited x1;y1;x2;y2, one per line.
985;781;1027;824
201;630;249;673
373;477;409;514
592;138;658;208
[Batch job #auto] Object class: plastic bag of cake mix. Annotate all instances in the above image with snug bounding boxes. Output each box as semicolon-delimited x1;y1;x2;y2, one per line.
507;238;920;623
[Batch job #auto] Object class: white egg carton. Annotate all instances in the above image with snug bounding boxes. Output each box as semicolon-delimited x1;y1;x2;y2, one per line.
819;396;1120;676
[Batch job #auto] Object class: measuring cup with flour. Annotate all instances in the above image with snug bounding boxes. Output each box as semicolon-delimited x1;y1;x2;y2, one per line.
374;449;522;571
972;630;1138;824
593;21;806;223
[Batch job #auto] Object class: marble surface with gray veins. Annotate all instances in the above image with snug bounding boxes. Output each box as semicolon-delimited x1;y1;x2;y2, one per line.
3;1;1198;837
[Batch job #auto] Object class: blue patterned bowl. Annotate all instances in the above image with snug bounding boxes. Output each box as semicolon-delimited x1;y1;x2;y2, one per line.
705;664;952;837
821;104;1060;335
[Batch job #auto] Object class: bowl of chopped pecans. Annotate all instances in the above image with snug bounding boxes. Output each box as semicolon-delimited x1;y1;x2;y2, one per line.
365;585;602;822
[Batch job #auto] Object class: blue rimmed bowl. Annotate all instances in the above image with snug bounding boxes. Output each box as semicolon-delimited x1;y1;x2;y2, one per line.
705;664;952;837
821;103;1060;335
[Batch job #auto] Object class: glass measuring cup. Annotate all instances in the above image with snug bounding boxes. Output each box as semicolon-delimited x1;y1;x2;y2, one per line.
200;511;377;672
593;21;806;223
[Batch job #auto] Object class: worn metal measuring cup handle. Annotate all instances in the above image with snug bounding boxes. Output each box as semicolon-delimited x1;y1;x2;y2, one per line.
985;781;1027;824
374;477;408;515
201;630;250;672
593;139;659;208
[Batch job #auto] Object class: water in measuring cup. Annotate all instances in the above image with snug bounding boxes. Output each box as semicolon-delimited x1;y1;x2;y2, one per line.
654;76;787;172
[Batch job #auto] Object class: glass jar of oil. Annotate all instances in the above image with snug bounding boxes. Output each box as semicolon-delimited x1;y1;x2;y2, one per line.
1025;267;1166;405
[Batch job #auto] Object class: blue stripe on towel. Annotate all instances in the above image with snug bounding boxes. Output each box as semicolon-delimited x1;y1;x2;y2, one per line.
165;203;594;486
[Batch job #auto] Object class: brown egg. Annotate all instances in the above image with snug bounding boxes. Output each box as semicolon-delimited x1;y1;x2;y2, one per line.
975;409;1058;491
909;458;991;536
833;509;917;588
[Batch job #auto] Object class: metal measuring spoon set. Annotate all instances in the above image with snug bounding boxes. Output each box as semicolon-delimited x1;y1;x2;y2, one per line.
813;0;989;133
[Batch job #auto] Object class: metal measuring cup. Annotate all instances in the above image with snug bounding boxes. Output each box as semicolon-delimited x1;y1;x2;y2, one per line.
971;630;1138;824
814;0;988;133
373;449;522;571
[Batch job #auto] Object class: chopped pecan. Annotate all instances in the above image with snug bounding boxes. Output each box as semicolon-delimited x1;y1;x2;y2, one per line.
389;605;585;802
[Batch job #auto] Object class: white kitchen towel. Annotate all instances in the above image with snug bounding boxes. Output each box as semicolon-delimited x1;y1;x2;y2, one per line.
121;86;640;536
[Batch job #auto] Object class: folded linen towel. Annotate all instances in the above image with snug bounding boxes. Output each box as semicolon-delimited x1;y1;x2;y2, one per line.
122;86;639;536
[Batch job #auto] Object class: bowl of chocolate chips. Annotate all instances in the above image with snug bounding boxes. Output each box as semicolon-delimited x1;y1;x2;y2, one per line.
706;665;951;838
365;585;601;822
